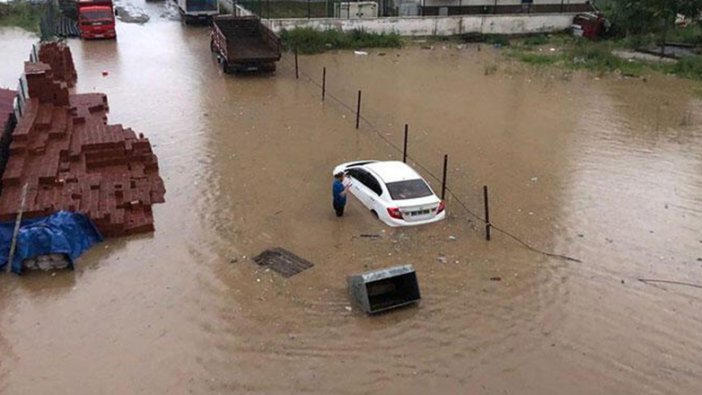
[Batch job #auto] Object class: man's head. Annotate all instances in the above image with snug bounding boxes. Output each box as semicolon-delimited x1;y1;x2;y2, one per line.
334;172;344;181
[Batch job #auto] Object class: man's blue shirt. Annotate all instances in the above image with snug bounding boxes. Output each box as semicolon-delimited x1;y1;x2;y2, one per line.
333;180;346;205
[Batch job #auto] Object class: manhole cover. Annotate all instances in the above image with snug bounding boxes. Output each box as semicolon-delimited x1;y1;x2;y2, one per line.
253;247;314;278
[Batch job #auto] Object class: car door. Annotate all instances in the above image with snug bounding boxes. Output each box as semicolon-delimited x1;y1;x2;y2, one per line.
346;169;374;209
363;172;384;212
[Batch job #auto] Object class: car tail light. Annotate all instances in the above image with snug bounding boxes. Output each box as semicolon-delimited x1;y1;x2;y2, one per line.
436;201;445;214
387;207;403;220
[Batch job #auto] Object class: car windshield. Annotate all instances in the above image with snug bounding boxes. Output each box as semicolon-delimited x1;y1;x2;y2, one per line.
82;10;113;21
186;0;218;11
386;179;433;200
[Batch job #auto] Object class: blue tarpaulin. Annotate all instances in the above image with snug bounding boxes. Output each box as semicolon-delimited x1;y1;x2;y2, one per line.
0;211;103;274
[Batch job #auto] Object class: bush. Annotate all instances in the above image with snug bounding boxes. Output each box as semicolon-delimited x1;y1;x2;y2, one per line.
0;2;43;32
280;28;401;54
668;24;702;45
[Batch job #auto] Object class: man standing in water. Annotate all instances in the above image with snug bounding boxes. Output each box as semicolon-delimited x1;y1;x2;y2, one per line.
332;172;351;217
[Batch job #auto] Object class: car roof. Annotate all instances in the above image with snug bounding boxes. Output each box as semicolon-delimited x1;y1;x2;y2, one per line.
363;161;422;183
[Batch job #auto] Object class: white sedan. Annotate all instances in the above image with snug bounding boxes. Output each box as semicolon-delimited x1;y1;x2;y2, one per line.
332;160;446;227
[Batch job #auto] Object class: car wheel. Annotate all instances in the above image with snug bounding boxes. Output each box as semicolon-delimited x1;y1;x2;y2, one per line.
371;210;379;219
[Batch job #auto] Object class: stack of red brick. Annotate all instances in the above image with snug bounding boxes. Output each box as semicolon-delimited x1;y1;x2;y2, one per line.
0;42;166;237
0;88;18;194
37;41;77;88
0;89;14;133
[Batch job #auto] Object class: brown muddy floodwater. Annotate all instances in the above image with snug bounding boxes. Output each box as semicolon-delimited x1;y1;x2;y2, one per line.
2;9;702;395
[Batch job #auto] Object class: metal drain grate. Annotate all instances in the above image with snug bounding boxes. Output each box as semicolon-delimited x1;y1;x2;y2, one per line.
253;248;314;278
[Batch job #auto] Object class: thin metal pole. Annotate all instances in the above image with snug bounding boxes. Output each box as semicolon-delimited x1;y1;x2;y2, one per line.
355;90;361;129
7;184;28;273
483;185;491;241
307;0;311;18
322;67;326;101
402;124;408;163
441;154;448;200
294;48;299;79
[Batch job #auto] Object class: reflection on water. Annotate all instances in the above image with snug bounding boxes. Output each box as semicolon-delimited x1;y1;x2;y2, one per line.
1;11;702;394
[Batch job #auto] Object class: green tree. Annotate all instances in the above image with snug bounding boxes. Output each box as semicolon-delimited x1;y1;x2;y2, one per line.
601;0;702;36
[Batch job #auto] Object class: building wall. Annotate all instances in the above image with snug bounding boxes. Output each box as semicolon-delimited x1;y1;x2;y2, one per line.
263;13;576;36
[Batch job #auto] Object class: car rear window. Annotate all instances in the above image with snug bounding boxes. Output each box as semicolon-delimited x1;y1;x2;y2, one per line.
386;179;432;200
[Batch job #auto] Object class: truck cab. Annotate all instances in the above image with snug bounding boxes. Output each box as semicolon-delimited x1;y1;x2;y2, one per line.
77;0;116;39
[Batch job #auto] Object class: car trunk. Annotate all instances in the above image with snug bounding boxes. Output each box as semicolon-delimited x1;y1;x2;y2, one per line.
395;196;441;222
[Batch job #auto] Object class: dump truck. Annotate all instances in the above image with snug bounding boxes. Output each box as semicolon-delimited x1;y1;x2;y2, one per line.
77;0;116;39
210;16;282;73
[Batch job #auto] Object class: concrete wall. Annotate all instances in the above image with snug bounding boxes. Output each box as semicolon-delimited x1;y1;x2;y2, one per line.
218;0;576;36
220;1;254;16
263;13;576;36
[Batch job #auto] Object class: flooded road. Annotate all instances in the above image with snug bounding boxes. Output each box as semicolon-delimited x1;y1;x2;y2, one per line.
1;6;702;394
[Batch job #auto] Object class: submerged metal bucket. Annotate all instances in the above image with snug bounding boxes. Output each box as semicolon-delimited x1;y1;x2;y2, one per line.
347;264;421;314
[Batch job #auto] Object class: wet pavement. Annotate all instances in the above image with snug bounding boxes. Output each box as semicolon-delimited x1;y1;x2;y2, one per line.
1;4;702;394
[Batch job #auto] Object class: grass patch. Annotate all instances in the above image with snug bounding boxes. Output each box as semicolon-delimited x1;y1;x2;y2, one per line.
671;55;702;80
280;28;401;54
517;52;561;66
0;1;43;32
484;34;509;47
562;43;647;77
509;39;645;76
522;34;548;47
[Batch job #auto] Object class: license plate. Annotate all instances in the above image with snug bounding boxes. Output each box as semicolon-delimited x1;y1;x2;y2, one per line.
95;34;104;38
409;209;431;216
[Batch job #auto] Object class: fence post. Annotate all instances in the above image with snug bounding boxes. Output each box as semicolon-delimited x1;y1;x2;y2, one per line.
307;0;311;18
355;90;362;129
322;67;326;101
7;184;28;273
441;154;448;200
402;124;408;163
483;185;491;241
294;48;299;79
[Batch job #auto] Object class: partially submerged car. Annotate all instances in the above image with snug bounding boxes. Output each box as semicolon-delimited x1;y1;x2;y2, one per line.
332;160;446;227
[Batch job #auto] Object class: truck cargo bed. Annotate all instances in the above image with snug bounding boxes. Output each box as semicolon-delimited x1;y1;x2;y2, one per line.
211;15;282;72
227;37;280;62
